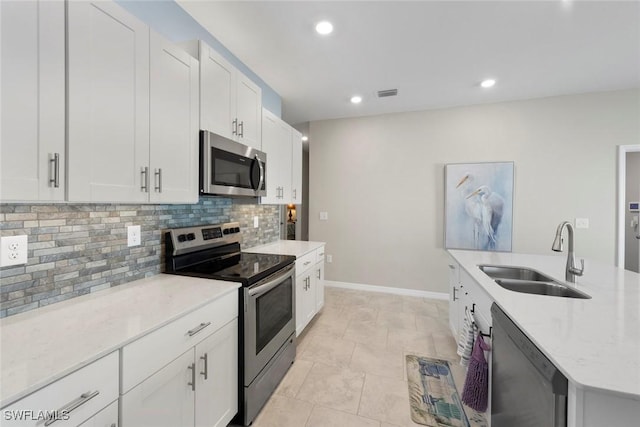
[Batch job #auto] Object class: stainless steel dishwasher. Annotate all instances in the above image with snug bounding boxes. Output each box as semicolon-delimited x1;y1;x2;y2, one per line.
491;303;568;427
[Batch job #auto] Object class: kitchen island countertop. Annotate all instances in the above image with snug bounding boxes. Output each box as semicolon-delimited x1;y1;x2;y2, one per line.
448;249;640;399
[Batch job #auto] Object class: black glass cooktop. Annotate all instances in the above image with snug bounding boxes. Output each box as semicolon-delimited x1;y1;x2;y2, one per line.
177;252;295;286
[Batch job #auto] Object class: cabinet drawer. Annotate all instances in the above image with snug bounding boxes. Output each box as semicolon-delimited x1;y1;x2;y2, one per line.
315;247;325;263
1;352;118;427
121;291;238;393
295;251;316;275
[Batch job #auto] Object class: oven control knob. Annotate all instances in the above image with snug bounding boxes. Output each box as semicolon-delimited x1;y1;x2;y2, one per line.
223;228;230;235
234;227;240;233
177;234;187;242
186;233;196;241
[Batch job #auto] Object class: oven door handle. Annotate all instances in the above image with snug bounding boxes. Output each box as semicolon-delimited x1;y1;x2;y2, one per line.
248;264;294;297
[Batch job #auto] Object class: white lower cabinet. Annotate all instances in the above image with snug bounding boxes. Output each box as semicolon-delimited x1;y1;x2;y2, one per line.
120;316;238;427
1;352;119;427
295;246;326;336
194;319;238;427
121;350;195;427
78;401;118;427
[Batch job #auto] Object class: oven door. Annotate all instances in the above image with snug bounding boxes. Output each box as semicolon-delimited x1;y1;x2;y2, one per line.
243;263;295;385
200;130;266;197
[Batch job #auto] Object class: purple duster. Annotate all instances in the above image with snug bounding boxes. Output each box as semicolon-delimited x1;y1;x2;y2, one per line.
461;332;491;412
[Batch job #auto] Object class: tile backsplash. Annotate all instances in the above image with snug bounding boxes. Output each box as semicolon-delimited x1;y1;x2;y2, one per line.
0;197;280;318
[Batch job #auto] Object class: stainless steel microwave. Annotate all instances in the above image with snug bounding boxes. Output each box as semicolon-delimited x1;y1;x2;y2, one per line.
200;130;267;197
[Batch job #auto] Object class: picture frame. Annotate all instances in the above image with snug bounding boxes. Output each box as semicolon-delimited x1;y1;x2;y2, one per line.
444;162;514;251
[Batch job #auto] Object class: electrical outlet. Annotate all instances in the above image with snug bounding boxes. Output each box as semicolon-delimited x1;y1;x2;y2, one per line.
127;225;141;247
319;212;329;221
254;216;259;228
575;218;589;229
0;235;28;267
326;254;332;263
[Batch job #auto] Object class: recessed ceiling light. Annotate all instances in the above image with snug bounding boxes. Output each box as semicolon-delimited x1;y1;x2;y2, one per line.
301;135;309;142
350;95;362;104
480;79;496;88
315;21;333;35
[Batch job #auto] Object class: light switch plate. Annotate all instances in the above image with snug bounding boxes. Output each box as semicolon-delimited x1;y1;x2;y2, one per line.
319;212;329;221
0;235;28;267
575;218;589;229
326;255;333;263
127;225;141;247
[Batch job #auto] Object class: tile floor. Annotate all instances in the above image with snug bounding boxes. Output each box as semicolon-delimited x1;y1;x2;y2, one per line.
250;286;483;427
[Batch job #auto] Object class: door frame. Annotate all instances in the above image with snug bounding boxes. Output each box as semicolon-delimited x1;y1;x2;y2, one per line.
616;144;640;267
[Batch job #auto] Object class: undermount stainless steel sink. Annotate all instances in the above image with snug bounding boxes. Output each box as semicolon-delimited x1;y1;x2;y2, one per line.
478;265;556;282
478;264;591;299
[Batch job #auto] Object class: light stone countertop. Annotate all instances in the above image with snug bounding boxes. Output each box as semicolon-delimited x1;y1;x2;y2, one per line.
0;274;239;408
245;240;325;258
448;249;640;399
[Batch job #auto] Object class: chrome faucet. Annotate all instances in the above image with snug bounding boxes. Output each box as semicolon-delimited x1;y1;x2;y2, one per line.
551;221;584;283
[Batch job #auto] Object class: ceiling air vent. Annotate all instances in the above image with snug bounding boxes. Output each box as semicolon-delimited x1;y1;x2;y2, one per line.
377;89;398;98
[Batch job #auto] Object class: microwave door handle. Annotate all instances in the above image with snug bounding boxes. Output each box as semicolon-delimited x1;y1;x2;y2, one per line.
255;155;264;191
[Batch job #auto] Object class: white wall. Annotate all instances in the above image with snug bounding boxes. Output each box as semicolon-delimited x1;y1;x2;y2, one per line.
309;90;640;293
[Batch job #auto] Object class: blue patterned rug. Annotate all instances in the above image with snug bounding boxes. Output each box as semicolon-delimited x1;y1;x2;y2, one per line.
406;355;487;427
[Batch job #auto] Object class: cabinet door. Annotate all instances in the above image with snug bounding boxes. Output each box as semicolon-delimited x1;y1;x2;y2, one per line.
295;273;316;335
315;262;325;311
277;120;293;205
121;350;195;427
78;400;118;427
200;44;235;140
447;260;461;336
1;0;65;201
236;73;262;150
194;319;238;427
260;109;282;204
291;128;303;205
149;31;199;204
67;0;150;202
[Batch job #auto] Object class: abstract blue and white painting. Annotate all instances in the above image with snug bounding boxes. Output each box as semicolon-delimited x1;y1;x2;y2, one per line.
445;162;514;252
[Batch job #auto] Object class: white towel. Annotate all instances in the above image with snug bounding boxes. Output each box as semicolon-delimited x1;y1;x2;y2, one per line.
460;322;477;367
456;307;474;356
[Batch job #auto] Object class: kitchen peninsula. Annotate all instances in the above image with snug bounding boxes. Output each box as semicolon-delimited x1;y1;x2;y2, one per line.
448;250;640;427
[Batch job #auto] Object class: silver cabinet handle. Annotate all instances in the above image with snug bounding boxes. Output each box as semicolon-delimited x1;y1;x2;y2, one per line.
154;168;162;192
49;153;60;188
293;189;297;199
303;261;311;266
200;353;208;380
453;287;458;301
141;167;149;192
239;121;244;137
255;155;264;192
188;363;196;391
187;322;211;337
44;390;100;426
232;118;238;135
319;252;324;257
448;264;456;270
317;269;321;279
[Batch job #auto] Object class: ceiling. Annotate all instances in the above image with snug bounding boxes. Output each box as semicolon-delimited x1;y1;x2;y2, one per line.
177;1;640;125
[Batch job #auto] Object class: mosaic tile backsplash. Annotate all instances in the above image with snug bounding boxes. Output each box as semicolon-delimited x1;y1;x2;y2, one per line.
0;197;280;318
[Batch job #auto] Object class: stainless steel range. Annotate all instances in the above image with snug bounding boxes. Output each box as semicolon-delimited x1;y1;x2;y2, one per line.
164;222;296;426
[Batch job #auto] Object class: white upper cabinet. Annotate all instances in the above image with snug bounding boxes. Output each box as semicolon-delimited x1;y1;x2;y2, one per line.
199;43;262;150
261;109;292;204
260;109;303;205
67;0;150;203
149;31;199;204
291;129;303;205
1;0;65;202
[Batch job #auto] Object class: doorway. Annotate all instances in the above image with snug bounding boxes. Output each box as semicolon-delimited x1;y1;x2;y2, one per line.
617;145;640;272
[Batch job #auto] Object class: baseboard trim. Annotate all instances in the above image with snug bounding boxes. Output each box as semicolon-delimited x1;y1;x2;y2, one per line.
325;280;448;301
